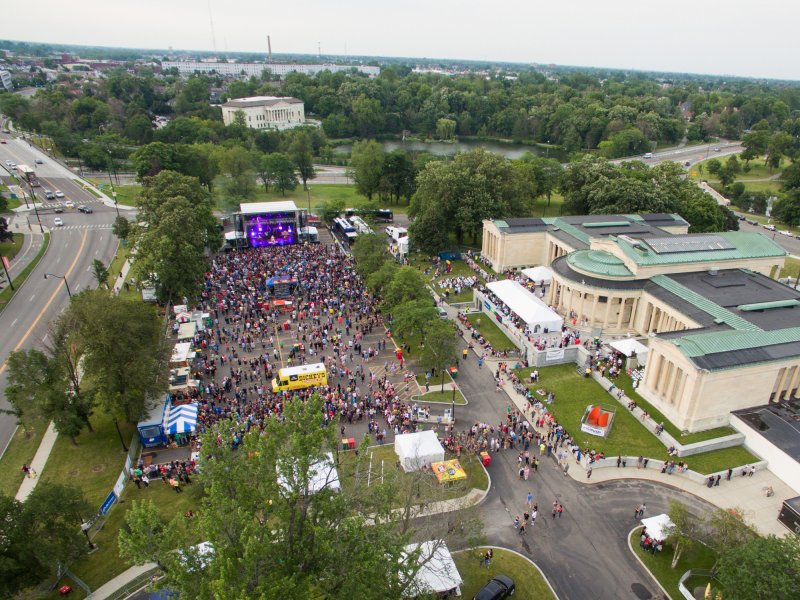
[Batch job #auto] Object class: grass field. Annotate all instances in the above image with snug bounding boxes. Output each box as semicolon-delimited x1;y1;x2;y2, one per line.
473;315;518;352
515;364;756;474
780;256;800;280
74;180;102;199
408;255;485;303
453;547;556;600
629;529;721;599
0;232;49;315
413;389;467;404
0;231;23;259
0;418;49;497
690;154;789;183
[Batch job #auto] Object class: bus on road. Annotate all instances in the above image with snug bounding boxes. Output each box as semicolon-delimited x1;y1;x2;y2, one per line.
272;363;328;393
16;164;39;187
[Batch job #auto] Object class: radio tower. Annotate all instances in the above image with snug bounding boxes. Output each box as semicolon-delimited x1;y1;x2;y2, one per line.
207;1;218;52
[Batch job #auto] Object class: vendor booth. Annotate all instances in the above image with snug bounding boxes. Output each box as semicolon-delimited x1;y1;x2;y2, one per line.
486;279;563;332
402;541;462;597
278;451;341;496
609;338;649;368
521;265;553;285
177;321;197;341
137;396;198;448
431;459;467;483
640;513;674;542
394;430;445;472
167;402;198;437
170;342;195;366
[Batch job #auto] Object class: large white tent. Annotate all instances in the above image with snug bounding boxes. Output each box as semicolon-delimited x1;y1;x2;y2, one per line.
640;513;674;541
487;279;563;332
278;451;341;495
522;265;553;285
394;430;445;472
609;338;649;362
402;541;463;596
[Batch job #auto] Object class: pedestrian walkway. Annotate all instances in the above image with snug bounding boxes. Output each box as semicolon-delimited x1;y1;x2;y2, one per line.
112;257;133;294
4;215;46;278
15;421;57;501
497;367;795;538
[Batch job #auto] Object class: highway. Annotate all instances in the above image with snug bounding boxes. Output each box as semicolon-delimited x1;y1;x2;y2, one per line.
0;131;121;457
612;140;744;168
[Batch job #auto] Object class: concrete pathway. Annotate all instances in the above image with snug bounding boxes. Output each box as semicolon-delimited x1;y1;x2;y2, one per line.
15;421;57;501
3;215;46;279
85;562;157;600
112;257;132;294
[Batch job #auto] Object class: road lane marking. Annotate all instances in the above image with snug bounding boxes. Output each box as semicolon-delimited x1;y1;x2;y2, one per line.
0;230;88;376
10;319;17;328
29;295;35;302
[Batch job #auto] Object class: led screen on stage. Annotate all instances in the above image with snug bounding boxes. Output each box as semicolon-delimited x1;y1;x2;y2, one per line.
246;214;296;247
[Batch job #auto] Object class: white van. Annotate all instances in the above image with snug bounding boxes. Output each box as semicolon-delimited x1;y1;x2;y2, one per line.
385;226;408;242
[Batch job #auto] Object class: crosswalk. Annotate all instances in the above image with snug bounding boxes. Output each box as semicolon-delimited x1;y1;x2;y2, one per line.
53;224;113;230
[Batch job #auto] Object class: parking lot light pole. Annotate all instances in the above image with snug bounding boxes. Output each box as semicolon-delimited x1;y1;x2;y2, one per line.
43;272;72;297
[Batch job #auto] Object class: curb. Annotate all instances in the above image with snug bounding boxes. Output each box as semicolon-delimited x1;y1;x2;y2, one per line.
627;526;673;600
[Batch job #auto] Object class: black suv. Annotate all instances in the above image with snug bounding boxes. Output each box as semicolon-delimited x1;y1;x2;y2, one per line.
474;575;515;600
78;205;93;214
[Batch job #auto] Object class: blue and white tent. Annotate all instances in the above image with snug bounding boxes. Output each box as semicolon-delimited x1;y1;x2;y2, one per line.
167;402;198;435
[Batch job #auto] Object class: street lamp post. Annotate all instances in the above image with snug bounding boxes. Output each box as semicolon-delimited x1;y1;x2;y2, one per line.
451;383;456;424
112;417;128;452
43;272;72;297
25;173;44;233
106;151;120;217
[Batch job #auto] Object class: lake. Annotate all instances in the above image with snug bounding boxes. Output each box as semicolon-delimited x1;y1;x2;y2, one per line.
333;138;565;161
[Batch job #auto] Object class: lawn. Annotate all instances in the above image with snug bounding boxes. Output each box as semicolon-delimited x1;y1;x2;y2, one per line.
453;547;556;600
0;232;49;315
473;314;518;353
73;180;103;199
515;364;757;474
780;256;800;280
0;418;49;497
529;191;566;219
690;154;789;182
413;389;467;405
629;529;721;599
39;411;136;507
1;196;21;212
55;481;203;595
110;185;140;207
0;231;23;259
107;242;128;282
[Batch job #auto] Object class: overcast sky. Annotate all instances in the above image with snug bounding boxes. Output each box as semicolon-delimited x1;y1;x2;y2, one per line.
2;0;799;80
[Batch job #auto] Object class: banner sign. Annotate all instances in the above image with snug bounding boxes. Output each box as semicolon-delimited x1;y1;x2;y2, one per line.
580;423;605;436
546;348;565;361
100;491;118;515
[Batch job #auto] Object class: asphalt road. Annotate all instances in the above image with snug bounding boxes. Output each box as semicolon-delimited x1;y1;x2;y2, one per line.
613;141;744;168
733;215;800;258
0;132;121;457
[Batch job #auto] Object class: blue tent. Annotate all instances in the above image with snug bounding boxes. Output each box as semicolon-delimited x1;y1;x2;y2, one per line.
167;402;198;435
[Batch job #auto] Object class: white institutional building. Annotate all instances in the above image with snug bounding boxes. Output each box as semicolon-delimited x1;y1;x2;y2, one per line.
221;96;305;131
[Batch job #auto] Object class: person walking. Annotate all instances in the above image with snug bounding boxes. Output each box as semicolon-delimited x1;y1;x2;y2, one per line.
726;467;733;481
587;466;593;479
527;492;533;509
513;515;520;530
519;520;527;535
142;474;150;488
714;475;721;486
552;502;558;519
485;548;492;568
557;503;563;518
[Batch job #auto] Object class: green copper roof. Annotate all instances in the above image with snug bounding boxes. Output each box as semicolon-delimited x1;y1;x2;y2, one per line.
582;221;632;228
568;250;634;278
550;219;592;245
673;327;800;358
650;275;760;331
737;299;800;312
617;231;786;266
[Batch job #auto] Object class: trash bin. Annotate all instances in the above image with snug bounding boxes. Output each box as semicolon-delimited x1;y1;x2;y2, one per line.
480;451;491;467
347;437;356;450
342;438;350;450
449;367;459;379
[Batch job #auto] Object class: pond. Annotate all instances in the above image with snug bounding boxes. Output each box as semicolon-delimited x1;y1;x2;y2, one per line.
333;137;565;161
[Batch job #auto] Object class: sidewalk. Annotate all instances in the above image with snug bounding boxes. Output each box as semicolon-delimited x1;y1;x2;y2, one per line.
112;258;133;294
4;215;46;278
498;371;794;538
15;421;57;501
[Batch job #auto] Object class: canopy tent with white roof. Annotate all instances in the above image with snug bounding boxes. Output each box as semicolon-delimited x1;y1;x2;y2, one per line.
609;338;649;363
640;513;674;541
402;541;463;596
277;451;341;495
486;279;564;332
177;321;198;341
521;265;553;285
170;342;194;364
167;402;198;435
394;430;445;472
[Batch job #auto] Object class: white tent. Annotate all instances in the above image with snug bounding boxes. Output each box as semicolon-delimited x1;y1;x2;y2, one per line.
609;338;649;362
402;541;463;597
278;451;341;495
171;342;194;364
177;321;197;341
641;513;674;541
522;265;553;285
486;279;563;332
394;430;445;472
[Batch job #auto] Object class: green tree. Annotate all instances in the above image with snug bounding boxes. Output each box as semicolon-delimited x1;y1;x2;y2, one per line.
366;260;400;297
351;233;388;278
266;152;299;196
382;267;430;313
131;141;180;180
599;127;650;158
351;140;385;200
391;299;438;341
773;189;800;226
219;145;256;207
418;319;458;392
289;130;316;189
717;535;800;600
382;150;416;205
665;500;702;569
766;132;792;171
436;118;457;140
67;290;166;421
112;215;131;240
92;259;109;288
705;158;722;177
781;162;800;191
351;94;385;137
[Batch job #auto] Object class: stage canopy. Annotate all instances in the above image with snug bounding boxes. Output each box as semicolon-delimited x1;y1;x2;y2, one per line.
167;402;198;435
240;200;298;215
486;279;563;332
402;541;463;596
641;513;674;541
522;265;553;284
609;338;649;362
278;451;341;495
395;430;445;472
431;460;467;483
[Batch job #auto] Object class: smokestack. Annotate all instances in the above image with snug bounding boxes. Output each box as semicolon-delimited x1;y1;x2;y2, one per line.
267;36;272;63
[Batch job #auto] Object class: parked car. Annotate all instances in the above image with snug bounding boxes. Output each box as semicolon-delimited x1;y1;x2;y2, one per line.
474;575;515;600
763;224;776;232
64;200;75;209
78;205;93;214
55;190;64;198
779;230;793;237
746;219;758;226
53;217;63;227
438;308;448;320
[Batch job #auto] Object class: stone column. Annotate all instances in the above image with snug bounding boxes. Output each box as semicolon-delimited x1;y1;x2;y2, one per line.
591;296;599;326
617;298;626;330
603;297;614;328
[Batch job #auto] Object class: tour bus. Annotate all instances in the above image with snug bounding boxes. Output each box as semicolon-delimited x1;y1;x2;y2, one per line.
272;363;328;393
344;208;393;223
333;217;358;246
348;215;373;235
